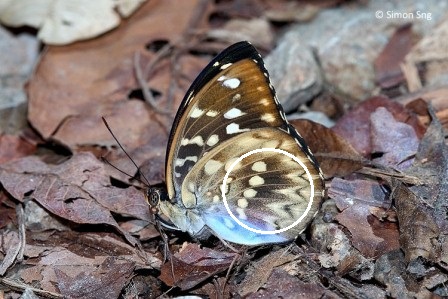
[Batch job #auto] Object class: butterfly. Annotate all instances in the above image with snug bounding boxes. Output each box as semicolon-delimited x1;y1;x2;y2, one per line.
147;41;325;246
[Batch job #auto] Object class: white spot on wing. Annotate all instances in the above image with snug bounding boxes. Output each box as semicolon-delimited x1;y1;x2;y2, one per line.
206;134;219;146
238;198;248;208
232;94;241;102
243;189;257;198
226;123;249;134
259;98;270;106
220;63;232;70
261;113;276;123
213;61;219;67
175;156;198;167
223;78;240;89
190;107;204;118
181;136;204;146
252;161;267;172
206;110;218;117
204;159;223;175
249;175;264;186
224;108;245;119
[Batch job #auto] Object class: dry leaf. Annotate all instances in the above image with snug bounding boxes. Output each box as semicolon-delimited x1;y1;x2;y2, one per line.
159;243;238;290
0;152;150;245
370;107;419;170
374;24;415;88
291;119;363;178
332;96;425;156
0;0;147;45
0;134;36;164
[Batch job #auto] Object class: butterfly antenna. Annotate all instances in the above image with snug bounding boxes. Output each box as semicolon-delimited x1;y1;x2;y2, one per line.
100;156;144;184
101;117;151;187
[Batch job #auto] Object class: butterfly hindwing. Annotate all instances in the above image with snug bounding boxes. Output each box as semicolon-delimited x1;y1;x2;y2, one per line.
178;127;323;245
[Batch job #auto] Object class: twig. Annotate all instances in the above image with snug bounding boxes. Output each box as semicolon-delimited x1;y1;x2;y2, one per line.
0;277;62;298
134;51;172;115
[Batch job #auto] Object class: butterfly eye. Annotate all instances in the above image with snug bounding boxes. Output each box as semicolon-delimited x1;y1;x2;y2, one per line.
146;186;169;213
146;188;160;213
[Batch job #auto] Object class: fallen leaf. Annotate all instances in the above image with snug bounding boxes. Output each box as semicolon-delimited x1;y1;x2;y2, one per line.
247;268;331;299
159;243;238;290
55;257;134;299
374;24;415;88
329;178;391;210
370;107;419;170
393;182;440;262
0;152;150;245
335;202;400;258
0;134;36;164
0;0;147;45
332;96;425;156
26;0;210;183
291;119;364;178
238;250;296;297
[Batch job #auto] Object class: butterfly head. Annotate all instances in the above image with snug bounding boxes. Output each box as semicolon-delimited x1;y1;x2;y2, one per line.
146;185;184;231
146;186;168;215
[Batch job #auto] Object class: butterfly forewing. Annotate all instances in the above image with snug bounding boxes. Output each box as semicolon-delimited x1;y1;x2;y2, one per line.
166;43;286;200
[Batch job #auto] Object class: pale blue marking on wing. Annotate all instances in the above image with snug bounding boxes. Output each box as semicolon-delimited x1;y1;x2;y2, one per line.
202;214;289;245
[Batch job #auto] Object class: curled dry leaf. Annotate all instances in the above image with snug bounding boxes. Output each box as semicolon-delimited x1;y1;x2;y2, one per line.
393;184;440;263
334;199;400;258
0;134;36;164
0;152;150;245
315;222;374;280
329;178;391;210
159;243;238;290
247;268;332;299
0;231;20;276
332;96;426;156
238;250;296;297
392;111;447;262
370;107;420;171
0;0;147;45
55;257;134;299
374;24;415;89
290;119;363;178
20;232;160;294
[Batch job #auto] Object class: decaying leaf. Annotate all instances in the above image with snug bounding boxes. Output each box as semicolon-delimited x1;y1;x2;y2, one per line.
374;24;415;88
0;134;36;164
159;243;238;290
26;0;209;184
246;268;332;299
370;107;419;170
291;119;364;178
392;109;447;263
0;0;147;45
0;152;150;245
332;96;425;156
55;257;134;299
238;249;296;297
